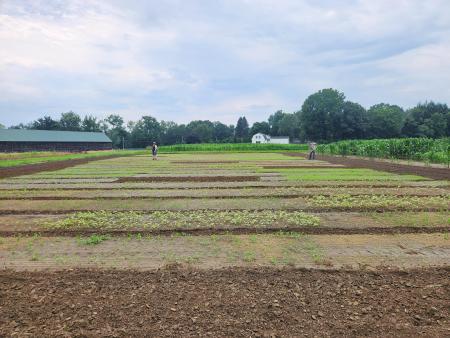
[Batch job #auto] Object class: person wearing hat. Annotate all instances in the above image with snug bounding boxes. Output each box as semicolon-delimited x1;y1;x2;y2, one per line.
308;141;317;160
151;142;158;160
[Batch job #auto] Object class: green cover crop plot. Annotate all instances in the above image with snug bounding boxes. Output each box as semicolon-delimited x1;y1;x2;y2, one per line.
261;168;427;181
0;149;147;168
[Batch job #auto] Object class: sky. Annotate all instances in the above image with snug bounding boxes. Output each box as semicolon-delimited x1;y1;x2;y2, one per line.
1;0;450;127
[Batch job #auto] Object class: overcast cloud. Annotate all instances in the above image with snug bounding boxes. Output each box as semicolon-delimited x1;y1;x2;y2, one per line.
1;0;449;126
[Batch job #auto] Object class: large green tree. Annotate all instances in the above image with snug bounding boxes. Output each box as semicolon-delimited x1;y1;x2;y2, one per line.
339;101;368;139
130;116;161;148
59;111;82;131
402;102;449;138
31;116;60;130
160;121;183;145
213;122;234;142
250;121;270;136
185;120;215;143
267;110;300;139
278;113;300;140
235;116;249;142
367;103;405;138
82;115;101;132
268;110;285;136
300;88;345;141
103;114;129;148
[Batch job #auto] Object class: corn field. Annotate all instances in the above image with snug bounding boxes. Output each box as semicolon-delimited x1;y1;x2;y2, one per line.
159;143;308;152
317;138;450;165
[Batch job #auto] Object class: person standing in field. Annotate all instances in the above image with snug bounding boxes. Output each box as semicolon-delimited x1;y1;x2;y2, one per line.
308;142;317;160
152;142;158;160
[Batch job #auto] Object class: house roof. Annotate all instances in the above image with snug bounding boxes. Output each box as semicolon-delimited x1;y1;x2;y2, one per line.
270;136;289;139
0;129;112;143
252;133;270;140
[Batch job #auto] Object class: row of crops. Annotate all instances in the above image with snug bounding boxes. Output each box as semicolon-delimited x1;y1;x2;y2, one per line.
158;143;308;152
317;138;449;164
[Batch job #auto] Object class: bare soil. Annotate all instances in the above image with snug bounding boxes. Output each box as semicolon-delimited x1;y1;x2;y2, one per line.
282;153;450;180
1;267;449;337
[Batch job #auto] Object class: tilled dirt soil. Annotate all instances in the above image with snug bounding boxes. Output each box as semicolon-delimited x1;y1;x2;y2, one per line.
1;267;449;337
283;153;450;180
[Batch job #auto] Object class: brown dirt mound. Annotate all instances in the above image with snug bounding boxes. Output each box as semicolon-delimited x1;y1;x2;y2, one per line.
1;225;448;237
283;153;450;180
0;155;119;179
1;267;448;337
115;175;261;183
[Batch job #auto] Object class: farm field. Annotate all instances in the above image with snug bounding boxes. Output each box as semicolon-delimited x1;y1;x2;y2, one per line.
317;137;449;165
0;149;147;168
0;151;449;336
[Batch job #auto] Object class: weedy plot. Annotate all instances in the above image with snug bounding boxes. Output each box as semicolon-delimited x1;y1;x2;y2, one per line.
43;210;321;230
1;195;447;213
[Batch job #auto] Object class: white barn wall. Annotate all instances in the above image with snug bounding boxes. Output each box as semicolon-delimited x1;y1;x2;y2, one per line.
269;138;289;144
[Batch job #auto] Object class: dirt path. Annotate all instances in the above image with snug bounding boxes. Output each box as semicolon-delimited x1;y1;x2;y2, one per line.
1;267;448;337
283;153;450;180
0;155;120;179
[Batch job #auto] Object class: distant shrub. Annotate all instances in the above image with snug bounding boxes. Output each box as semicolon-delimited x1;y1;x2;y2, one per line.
158;143;307;152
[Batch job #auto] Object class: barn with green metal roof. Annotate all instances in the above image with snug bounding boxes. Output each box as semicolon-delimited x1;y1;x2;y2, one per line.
0;129;112;152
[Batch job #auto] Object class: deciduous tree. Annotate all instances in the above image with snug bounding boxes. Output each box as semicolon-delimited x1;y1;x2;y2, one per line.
59;111;82;131
300;88;345;141
402;102;449;138
367;103;404;138
31;116;60;130
82;115;101;132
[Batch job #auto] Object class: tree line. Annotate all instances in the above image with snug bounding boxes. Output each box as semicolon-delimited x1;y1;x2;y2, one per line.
3;88;449;148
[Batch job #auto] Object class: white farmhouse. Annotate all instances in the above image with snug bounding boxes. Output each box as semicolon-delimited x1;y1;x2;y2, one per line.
251;133;270;143
269;136;290;144
251;133;290;144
